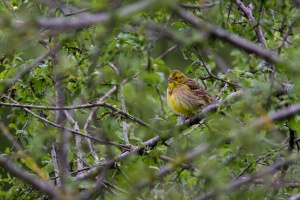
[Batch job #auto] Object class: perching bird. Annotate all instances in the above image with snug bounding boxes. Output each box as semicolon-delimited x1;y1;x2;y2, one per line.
167;70;214;117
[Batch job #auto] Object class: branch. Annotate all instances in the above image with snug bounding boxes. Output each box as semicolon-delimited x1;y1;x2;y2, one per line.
37;0;160;31
4;97;124;147
83;86;118;162
182;91;299;128
248;104;300;128
1;51;48;95
235;0;268;48
4;44;60;93
120;85;130;145
290;193;300;200
180;2;219;9
155;44;179;60
196;157;296;200
0;156;60;198
75;134;169;181
231;177;300;188
181;102;219;126
194;46;241;88
0;98;149;127
158;155;196;171
136;143;210;190
181;90;243;126
171;7;296;72
83;69;144;131
64;111;84;174
276;20;294;52
52;40;69;187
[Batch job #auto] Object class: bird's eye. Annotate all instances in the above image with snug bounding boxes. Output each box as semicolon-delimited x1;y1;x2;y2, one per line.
175;77;178;79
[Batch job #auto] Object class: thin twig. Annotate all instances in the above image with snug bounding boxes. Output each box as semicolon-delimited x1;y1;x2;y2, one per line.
107;62;120;75
5;96;124;147
64;111;84;175
182;119;205;137
194;47;241;88
276;20;294;52
83;86;118;162
2;0;18;19
51;139;61;186
156;87;166;115
215;83;228;101
196;158;296;200
159;155;196;171
0;122;23;151
155;44;179;60
180;2;219;9
120;85;130;145
205;48;231;73
136;143;210;189
0;100;149;127
1;49;51;95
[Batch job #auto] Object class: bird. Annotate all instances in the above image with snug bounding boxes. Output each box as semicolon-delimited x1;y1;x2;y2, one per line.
167;70;214;117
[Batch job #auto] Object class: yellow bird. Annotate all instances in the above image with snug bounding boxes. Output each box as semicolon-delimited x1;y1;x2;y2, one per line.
167;70;214;116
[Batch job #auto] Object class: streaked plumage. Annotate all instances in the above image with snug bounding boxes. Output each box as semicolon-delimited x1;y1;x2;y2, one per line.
167;70;214;116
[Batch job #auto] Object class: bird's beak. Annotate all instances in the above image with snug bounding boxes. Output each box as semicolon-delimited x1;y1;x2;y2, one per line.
168;78;172;83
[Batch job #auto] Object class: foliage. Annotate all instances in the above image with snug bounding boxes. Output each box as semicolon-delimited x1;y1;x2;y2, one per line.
0;0;300;199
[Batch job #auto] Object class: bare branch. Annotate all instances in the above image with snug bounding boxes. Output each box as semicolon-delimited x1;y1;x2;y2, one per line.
180;2;219;9
235;0;268;48
120;85;130;145
84;86;118;131
171;7;288;68
0;99;149;127
64;111;84;174
194;47;241;88
4;97;123;147
290;192;300;200
155;44;179;60
37;0;160;31
196;158;296;200
247;104;300;130
276;20;295;52
51;139;61;186
182;91;299;127
136;143;210;189
75;134;168;181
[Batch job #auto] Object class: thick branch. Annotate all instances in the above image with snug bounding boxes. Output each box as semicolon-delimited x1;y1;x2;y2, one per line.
37;0;160;31
75;134;169;181
196;158;296;200
171;7;290;68
0;157;60;198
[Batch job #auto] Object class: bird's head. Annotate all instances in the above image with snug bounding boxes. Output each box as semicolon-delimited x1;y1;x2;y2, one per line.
168;70;188;89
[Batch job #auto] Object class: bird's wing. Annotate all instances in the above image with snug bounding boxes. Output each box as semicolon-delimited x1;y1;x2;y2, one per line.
186;79;208;95
186;78;215;104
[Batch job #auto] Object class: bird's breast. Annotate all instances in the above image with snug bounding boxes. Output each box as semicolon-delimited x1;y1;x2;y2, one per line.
167;86;195;116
